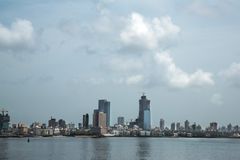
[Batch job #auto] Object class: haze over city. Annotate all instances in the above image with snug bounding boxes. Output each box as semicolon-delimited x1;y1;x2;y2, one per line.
0;0;240;127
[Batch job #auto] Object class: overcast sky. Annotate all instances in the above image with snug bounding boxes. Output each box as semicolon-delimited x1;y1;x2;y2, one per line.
0;0;240;128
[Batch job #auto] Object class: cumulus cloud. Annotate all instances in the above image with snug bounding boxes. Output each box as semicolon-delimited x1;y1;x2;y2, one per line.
0;19;35;51
210;93;223;106
154;52;215;88
120;12;180;51
219;62;240;87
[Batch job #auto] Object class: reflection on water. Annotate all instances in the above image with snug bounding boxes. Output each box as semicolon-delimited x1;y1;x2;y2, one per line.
1;137;240;160
136;138;151;160
0;139;8;160
91;138;110;160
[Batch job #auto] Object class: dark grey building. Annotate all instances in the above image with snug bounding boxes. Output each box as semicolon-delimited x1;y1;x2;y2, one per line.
0;109;10;133
117;116;125;125
171;122;175;131
58;119;66;128
138;94;150;129
83;113;89;129
184;120;190;131
93;109;99;128
160;118;165;131
98;99;110;127
48;117;57;128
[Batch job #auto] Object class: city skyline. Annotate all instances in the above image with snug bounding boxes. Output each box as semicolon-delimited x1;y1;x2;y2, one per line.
1;94;239;130
0;1;240;127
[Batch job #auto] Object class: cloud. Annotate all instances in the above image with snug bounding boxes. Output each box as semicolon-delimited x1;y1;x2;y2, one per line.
107;57;143;72
219;62;240;87
210;93;223;106
120;12;180;51
0;19;35;51
154;52;215;88
186;1;218;17
186;0;236;18
125;74;144;85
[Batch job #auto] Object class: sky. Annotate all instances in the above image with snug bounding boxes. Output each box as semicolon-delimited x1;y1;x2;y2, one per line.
0;0;240;128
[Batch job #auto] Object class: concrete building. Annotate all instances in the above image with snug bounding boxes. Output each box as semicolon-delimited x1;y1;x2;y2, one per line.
92;109;107;135
160;119;165;131
117;116;125;125
176;122;180;131
98;112;106;128
171;122;175;131
98;99;110;127
18;123;28;135
185;120;190;131
138;94;150;129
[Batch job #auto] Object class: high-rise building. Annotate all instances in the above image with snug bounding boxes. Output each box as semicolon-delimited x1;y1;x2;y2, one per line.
117;116;125;125
210;122;218;131
58;119;66;128
171;122;175;131
160;119;165;131
138;94;150;129
92;109;107;135
0;109;10;133
191;122;196;131
143;109;151;130
184;120;190;131
83;114;89;129
93;109;99;128
98;112;106;128
176;122;180;131
98;99;110;127
227;123;232;132
93;110;106;128
48;117;58;128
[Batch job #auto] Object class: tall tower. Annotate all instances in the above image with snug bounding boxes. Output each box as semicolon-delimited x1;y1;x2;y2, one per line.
83;113;89;129
160;119;165;131
98;99;110;127
138;94;150;129
143;109;151;130
184;120;190;131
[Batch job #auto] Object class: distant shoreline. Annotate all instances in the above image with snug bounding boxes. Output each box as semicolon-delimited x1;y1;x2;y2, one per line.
1;135;240;139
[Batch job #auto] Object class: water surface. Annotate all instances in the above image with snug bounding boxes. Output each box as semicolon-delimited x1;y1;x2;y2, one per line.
0;137;240;160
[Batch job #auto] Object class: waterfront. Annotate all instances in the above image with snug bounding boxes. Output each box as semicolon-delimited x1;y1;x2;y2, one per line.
1;137;240;160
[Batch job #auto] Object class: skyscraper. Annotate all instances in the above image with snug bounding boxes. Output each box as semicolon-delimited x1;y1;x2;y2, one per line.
58;119;66;128
83;113;89;129
98;112;106;128
98;99;110;127
48;117;57;128
93;109;99;128
0;109;10;133
184;120;190;131
143;109;151;130
92;109;107;135
117;116;125;125
138;94;151;129
171;122;175;131
176;122;180;131
160;118;165;131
